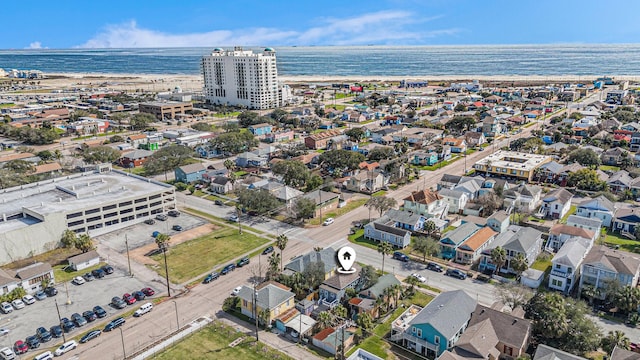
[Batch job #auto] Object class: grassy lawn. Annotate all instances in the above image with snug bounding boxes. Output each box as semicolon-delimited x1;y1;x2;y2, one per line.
0;103;14;109
600;165;620;172
308;198;368;226
333;105;346;111
347;229;379;251
53;262;106;283
185;208;265;235
154;321;293;360
213;111;241;118
604;231;640;253
113;165;146;176
559;205;577;224
234;171;248;177
442;225;457;233
420;156;462;171
531;253;552;272
149;227;268;283
523;121;537;128
371;190;386;197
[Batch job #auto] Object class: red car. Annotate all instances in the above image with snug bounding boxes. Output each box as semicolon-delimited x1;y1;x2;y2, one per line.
141;287;155;297
14;340;28;354
122;293;136;305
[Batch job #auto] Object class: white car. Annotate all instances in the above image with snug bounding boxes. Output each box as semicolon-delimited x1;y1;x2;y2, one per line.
72;276;85;285
231;286;242;296
0;328;9;336
10;299;24;310
134;303;153;317
22;295;35;305
227;215;239;222
322;218;335;226
410;273;427;283
0;302;12;314
54;340;77;356
0;347;15;360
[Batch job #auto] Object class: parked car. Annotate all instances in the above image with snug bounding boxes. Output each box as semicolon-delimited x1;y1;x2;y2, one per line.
71;313;87;327
104;317;126;332
91;269;105;279
392;251;409;262
34;291;47;301
13;341;27;355
10;300;24;310
261;246;274;255
236;257;250;267
36;327;51;343
141;287;155;297
156;214;168;221
227;214;239;222
168;210;181;217
83;310;97;322
426;262;443;272
445;268;467;280
49;326;63;339
131;291;145;301
111;296;126;309
0;328;9;336
83;272;95;282
322;217;335;226
410;273;427;283
44;287;58;296
214;200;224;206
25;335;40;349
80;330;101;344
203;272;219;284
61;318;75;333
102;265;114;275
54;340;77;356
0;347;15;360
144;218;156;225
22;295;35;305
0;303;12;314
122;293;136;305
231;286;242;296
172;225;183;231
72;276;85;285
93;305;108;318
221;264;236;275
133;303;153;317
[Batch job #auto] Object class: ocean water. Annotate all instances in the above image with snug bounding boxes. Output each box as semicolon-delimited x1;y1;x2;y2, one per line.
1;44;640;76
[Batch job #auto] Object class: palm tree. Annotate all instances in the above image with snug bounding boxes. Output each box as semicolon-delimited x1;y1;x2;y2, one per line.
392;284;403;309
423;220;437;238
316;311;334;330
356;312;374;335
511;253;529;280
155;233;172;297
614;286;640;314
374;296;385;318
581;285;600;306
276;234;289;272
377;242;393;274
267;253;281;279
332;304;347;320
382;286;393;313
405;275;420;295
223;159;235;172
490;246;507;274
258;308;271;327
601;330;631;354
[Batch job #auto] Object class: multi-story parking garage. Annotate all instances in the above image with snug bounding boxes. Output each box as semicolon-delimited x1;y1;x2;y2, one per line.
0;164;175;265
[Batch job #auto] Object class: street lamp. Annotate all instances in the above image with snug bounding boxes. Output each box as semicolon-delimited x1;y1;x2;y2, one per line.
172;300;180;330
254;283;260;342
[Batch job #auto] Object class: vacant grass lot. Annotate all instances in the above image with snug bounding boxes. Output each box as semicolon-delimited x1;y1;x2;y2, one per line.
604;231;640;253
154;321;293;360
150;227;268;283
308;198;368;226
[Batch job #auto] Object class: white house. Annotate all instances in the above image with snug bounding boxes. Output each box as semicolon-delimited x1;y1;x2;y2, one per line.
546;224;595;252
403;189;449;219
503;184;542;212
576;195;616;227
67;250;100;271
566;215;602;234
0;262;54;295
438;189;468;214
548;237;592;294
540;188;573;220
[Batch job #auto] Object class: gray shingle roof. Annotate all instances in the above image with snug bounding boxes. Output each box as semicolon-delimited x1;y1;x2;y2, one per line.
608;170;632;187
582;245;640;276
542;188;573;205
284;247;337;274
468;304;531;351
539;161;564;174
611;346;640;360
386;209;423;225
439;188;466;200
578;195;615;213
503;227;542;254
533;344;587;360
552;237;590;268
441;222;479;246
178;162;206;174
566;215;602;229
237;283;294;309
409;290;477;339
359;274;401;299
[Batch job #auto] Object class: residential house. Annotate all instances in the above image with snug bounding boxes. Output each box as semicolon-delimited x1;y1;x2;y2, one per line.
305;129;344;149
348;297;379;321
312;327;357;356
194;144;219;159
283;247;337;280
455;227;498;265
566;215;603;234
174;163;206;183
264;129;294;143
612;207;640;235
319;264;361;308
482;117;503;137
479;226;543;274
412;151;439;166
67;251;100;271
454;179;482;201
477;178;509;198
549;237;592;294
392;290;477;359
210;176;233;194
601;147;632;166
547;224;596;252
267;184;304;208
302;189;340;218
119;149;154;168
237;282;295;326
346;171;384;194
487;211;511;234
359;274;402;303
607;170;632;194
464;132;486;147
364;209;426;248
474;151;552;182
442;138;467;153
273;308;316;340
438;174;463;190
579;245;640;300
127;134;149;149
533;344;587;360
503;183;542;212
403;189;449;219
576;195;616;227
439;189;468;214
440;223;480;260
0;262;54;295
540;188;573;220
235;151;269;168
248;123;273;138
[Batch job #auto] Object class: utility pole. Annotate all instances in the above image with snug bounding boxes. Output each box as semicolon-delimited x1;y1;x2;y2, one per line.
125;234;133;277
54;299;66;343
162;244;171;297
254;283;260;342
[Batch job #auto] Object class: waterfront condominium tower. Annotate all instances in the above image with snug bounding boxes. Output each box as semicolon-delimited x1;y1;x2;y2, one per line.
201;46;292;110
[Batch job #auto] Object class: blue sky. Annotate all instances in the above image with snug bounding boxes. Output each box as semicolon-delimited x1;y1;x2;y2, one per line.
4;0;640;49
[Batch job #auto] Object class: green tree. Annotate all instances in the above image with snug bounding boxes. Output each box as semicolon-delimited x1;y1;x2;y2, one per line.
601;330;631;354
143;145;194;179
109;135;124;143
293;197;316;220
82;146;121;164
359;265;379;289
130;113;157;130
490;246;507;274
210;131;258;154
423;220;437;237
267;253;281;279
581;285;600;306
237;188;280;216
319;149;365;176
302;261;326;290
316;311;334;330
567;149;601;168
4;159;35;174
332;304;347;319
155;233;172;296
413;236;439;261
405;274;420;295
445;116;476;134
567;169;608;191
493;283;534;311
356;312;374;334
60;229;77;248
511;253;529;280
305;174;323;192
237;111;261;127
190;122;213;132
271;160;310;188
276;234;288;272
454;103;467;112
367;147;395;162
377;242;393;274
345;127;366;142
223;159;235;172
75;233;95;253
620;152;635;170
614;286;640;314
36;150;54;162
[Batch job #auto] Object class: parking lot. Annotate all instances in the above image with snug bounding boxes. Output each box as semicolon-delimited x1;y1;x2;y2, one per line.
95;212;206;252
0;265;150;351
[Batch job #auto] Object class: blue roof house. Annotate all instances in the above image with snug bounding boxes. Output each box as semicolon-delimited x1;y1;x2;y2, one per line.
248;123;273;137
396;290;477;359
174;163;206;183
439;223;479;260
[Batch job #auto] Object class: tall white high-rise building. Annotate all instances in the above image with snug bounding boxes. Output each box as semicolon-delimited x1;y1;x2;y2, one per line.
201;47;292;110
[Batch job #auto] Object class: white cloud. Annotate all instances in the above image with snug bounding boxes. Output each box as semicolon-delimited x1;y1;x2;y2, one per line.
27;41;43;49
77;12;459;48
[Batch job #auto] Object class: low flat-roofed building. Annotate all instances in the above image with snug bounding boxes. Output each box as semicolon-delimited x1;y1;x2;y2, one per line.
139;101;193;120
0;164;175;265
474;150;552;182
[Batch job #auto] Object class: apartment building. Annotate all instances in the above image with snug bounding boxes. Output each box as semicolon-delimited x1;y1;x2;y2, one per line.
138;101;193;120
473;150;552;182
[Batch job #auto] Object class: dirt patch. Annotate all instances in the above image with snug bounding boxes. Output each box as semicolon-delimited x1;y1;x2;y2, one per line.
129;223;220;266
